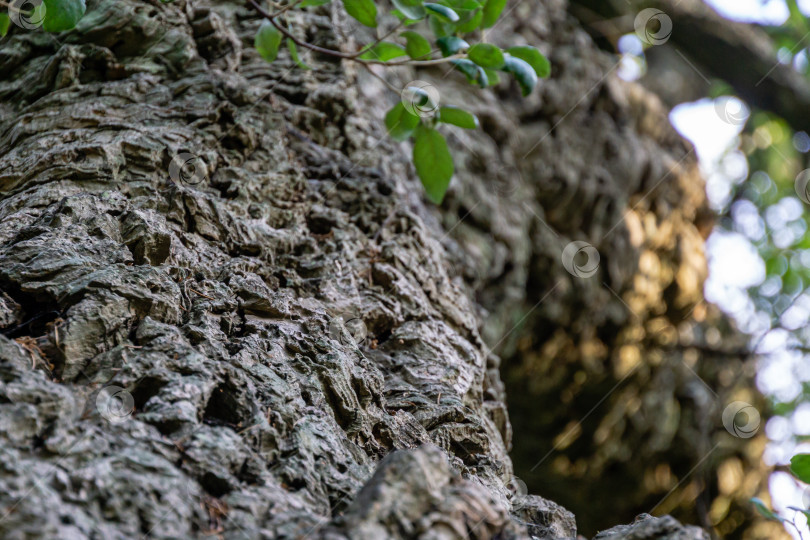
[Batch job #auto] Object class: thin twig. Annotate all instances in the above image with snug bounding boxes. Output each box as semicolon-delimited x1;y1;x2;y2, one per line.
361;62;402;94
249;0;357;58
353;20;405;59
247;0;464;67
265;0;304;20
189;288;215;300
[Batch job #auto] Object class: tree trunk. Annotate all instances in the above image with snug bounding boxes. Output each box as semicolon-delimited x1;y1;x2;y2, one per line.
0;0;766;538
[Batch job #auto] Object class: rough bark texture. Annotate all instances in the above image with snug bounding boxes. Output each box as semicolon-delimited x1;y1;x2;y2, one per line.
0;0;766;539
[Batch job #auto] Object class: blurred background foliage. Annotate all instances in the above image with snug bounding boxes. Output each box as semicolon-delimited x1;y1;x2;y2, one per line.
641;0;810;536
528;0;810;537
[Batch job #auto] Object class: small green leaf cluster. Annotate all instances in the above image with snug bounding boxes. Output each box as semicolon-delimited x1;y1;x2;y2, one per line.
385;100;477;203
253;0;550;203
255;19;311;68
0;0;86;36
749;453;810;534
345;0;550;95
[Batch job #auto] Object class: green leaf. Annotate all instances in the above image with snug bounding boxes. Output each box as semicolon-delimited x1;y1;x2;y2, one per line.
455;10;482;33
750;498;784;522
385;102;420;141
0;14;10;37
765;254;788;276
437;36;469;57
401;31;432;59
413;125;454;204
424;3;460;23
501;55;537;96
450;58;477;81
467;43;504;69
360;42;408;61
287;38;310;69
255;20;283;62
481;0;506;28
790;454;810;483
507;46;550;78
482;68;500;85
342;0;377;27
450;58;488;88
438;106;478;129
443;0;481;9
392;0;425;20
301;0;331;6
43;0;85;32
402;85;438;115
428;15;454;37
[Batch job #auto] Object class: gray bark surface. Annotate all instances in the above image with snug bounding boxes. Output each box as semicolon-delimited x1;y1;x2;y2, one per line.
0;0;755;538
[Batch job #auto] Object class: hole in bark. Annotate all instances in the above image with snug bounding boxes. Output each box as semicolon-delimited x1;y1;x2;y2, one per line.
130;376;168;410
373;327;392;346
282;475;307;491
0;283;61;339
200;472;231;497
151;418;185;436
376;180;393;196
305;214;335;235
274;87;308;105
203;380;249;427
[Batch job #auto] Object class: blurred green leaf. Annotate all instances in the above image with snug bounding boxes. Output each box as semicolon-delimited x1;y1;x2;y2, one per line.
450;58;488;88
43;0;86;32
456;10;482;33
343;0;377;27
424;3;459;23
790;454;810;483
392;0;425;20
506;46;550;78
468;43;504;68
385;102;420;141
0;14;10;37
287;38;310;69
401;31;432;59
481;0;506;28
360;42;407;61
438;106;478;129
437;36;469;56
501;55;537;95
413;124;453;204
255;20;283;62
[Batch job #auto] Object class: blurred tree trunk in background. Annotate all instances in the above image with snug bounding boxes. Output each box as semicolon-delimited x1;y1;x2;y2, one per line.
0;0;779;538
